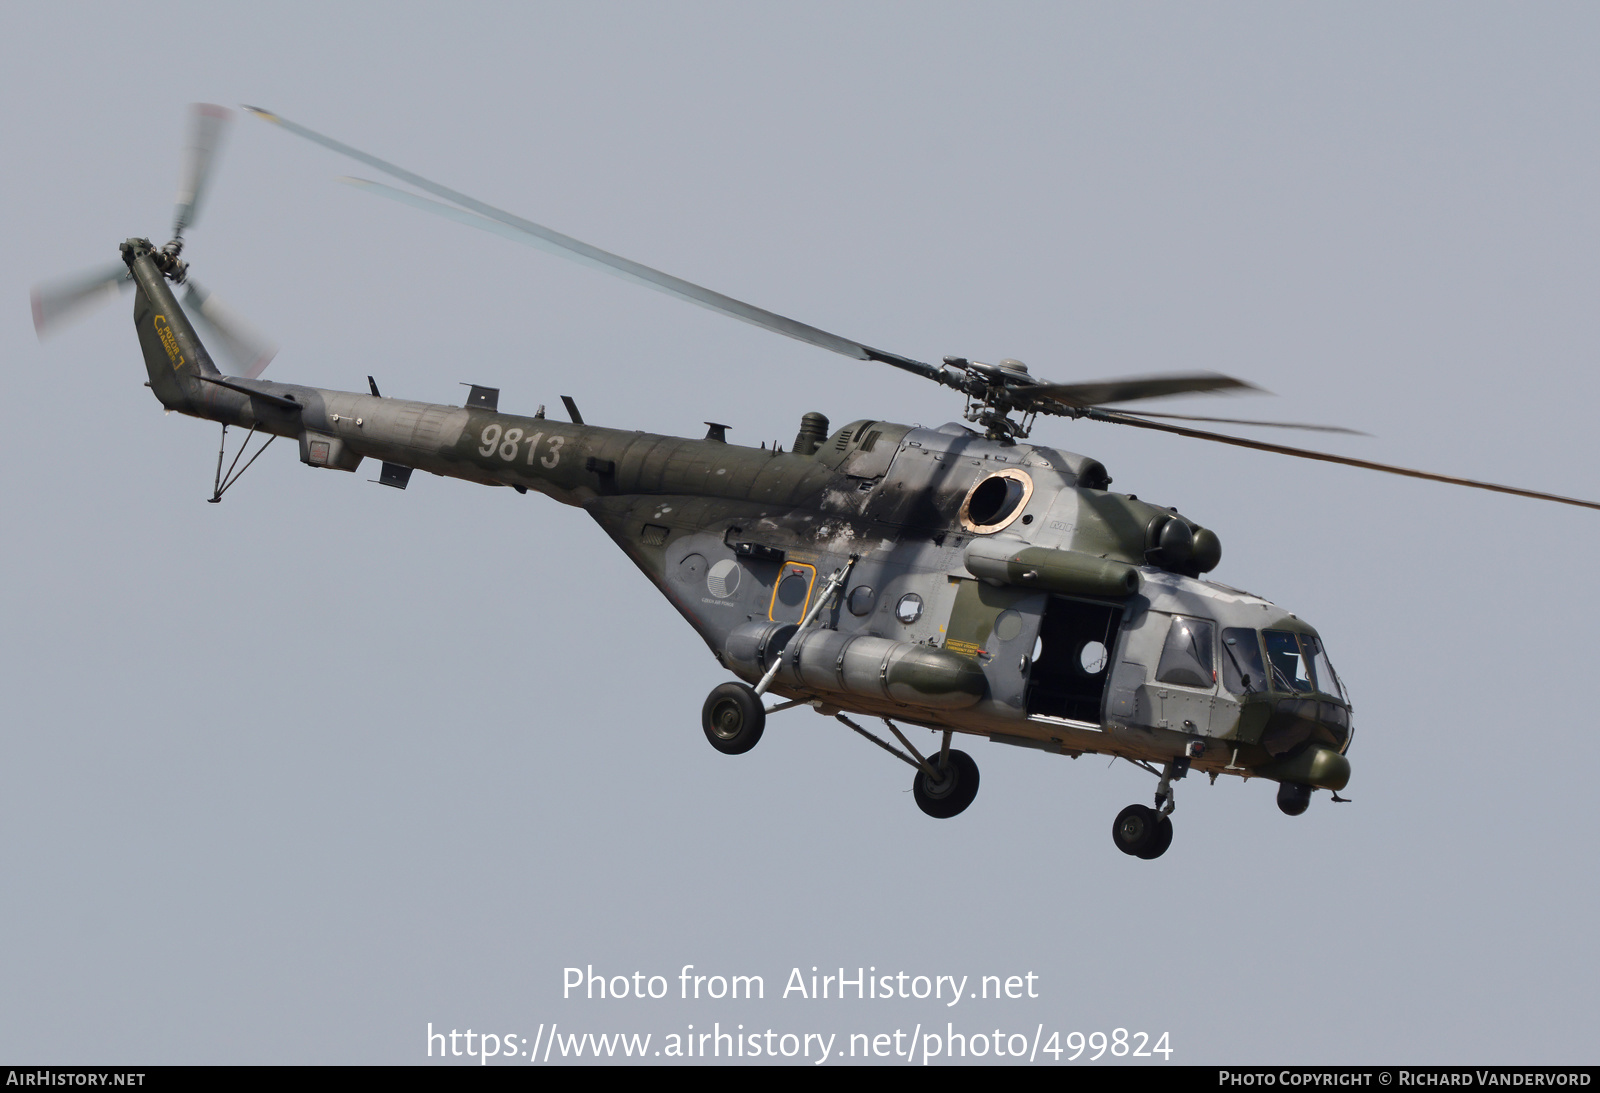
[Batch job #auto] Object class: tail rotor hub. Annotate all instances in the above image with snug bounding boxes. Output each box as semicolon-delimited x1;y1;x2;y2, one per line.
155;239;188;284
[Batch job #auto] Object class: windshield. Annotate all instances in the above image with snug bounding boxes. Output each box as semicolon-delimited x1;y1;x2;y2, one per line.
1262;629;1345;700
1264;630;1313;693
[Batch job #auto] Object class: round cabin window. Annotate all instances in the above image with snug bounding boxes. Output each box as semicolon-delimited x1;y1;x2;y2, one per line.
846;585;876;617
959;468;1034;534
776;572;809;609
1079;640;1109;675
895;593;924;624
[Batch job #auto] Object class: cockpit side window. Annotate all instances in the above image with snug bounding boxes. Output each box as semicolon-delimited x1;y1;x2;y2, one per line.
1155;616;1215;689
1221;628;1266;694
1264;630;1315;693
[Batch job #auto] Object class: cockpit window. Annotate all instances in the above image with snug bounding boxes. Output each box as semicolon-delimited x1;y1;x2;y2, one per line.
1221;628;1266;694
1303;634;1346;702
1156;616;1215;689
1264;630;1315;694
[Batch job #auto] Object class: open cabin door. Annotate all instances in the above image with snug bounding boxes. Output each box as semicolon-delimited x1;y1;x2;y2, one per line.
1025;596;1123;723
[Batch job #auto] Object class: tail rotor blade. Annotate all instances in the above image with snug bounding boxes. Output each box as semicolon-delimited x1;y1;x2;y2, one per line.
172;103;232;240
30;262;133;337
183;280;277;378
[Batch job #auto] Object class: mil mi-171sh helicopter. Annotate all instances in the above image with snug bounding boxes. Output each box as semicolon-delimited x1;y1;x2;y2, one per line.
33;105;1600;861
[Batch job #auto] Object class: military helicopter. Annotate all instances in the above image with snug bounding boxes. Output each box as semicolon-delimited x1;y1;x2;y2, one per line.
33;105;1600;861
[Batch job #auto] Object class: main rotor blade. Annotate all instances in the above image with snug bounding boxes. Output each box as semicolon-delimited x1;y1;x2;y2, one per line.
183;280;278;379
244;107;946;384
173;104;232;240
1030;372;1262;407
1086;408;1600;510
1103;408;1367;435
31;262;133;337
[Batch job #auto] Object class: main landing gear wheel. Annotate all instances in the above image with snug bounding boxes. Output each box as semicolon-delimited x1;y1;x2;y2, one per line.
912;750;980;819
1139;814;1173;859
701;682;765;755
1112;804;1173;859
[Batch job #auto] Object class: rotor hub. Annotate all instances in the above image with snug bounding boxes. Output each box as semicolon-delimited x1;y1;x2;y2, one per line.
155;239;188;284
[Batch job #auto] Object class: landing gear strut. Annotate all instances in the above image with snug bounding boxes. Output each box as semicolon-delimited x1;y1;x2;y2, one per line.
888;723;979;819
703;558;854;757
832;715;982;819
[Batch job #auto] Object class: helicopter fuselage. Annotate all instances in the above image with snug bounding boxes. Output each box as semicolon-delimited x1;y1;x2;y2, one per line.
62;96;1593;851
127;239;1353;793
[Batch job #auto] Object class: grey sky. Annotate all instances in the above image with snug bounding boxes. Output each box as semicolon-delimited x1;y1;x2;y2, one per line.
3;3;1596;1064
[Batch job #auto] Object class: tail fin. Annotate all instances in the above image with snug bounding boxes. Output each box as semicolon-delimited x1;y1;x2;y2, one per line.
122;238;219;409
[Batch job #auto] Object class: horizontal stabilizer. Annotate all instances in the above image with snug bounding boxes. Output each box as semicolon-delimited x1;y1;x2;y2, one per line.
196;373;303;411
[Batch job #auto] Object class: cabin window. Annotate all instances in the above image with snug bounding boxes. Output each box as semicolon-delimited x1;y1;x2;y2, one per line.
1079;639;1108;675
768;562;817;624
895;593;924;624
847;585;876;617
1155;616;1215;689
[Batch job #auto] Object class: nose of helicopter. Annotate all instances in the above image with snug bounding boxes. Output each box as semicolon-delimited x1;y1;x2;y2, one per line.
1242;695;1352;790
1262;695;1351;751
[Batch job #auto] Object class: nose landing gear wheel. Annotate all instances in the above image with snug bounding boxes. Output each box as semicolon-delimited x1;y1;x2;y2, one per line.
1113;803;1173;859
912;749;980;818
701;682;766;755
